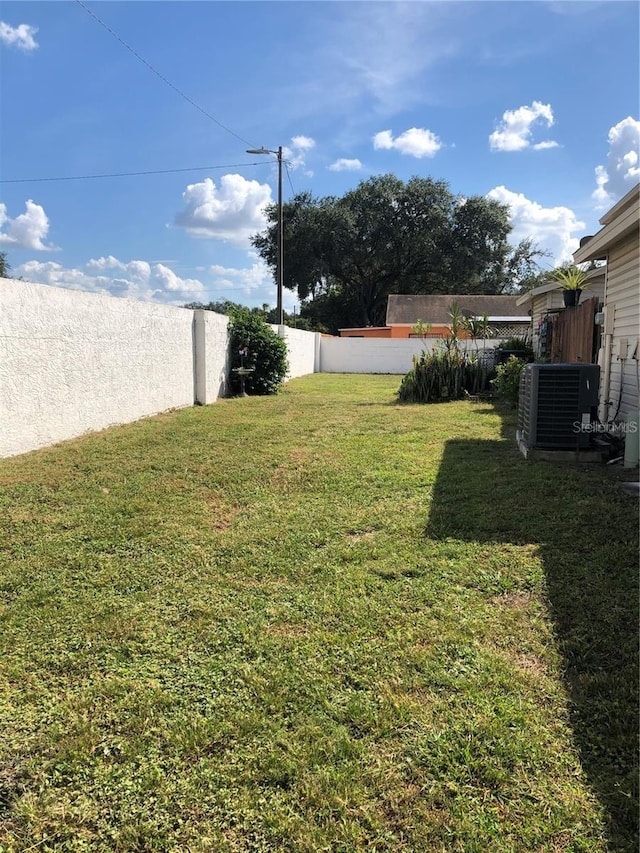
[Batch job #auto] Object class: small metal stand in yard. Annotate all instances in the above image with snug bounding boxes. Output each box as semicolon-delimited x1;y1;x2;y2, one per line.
232;366;254;397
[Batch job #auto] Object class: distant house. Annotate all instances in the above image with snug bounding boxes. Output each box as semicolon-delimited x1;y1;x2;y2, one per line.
573;183;639;421
516;267;606;359
339;294;530;339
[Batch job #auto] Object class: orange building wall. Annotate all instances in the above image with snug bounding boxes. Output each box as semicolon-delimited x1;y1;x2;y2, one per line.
339;323;468;339
339;327;393;338
389;324;455;339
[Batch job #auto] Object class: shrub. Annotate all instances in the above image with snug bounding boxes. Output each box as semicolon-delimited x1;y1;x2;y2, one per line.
496;337;535;361
398;348;492;404
228;310;288;395
491;355;527;407
398;301;496;405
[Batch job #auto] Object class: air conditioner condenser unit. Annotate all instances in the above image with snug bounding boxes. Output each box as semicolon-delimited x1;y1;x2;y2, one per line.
517;363;600;452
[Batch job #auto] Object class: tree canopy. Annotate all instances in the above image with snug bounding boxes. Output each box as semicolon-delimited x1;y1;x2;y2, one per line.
251;175;546;333
183;299;317;331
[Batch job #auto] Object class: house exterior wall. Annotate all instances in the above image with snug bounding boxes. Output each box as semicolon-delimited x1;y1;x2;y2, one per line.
339;327;392;338
340;324;494;339
390;324;452;339
0;278;196;458
573;184;639;422
600;233;640;419
531;290;565;345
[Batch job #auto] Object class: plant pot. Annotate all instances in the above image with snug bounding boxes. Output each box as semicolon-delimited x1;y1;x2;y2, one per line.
562;289;581;308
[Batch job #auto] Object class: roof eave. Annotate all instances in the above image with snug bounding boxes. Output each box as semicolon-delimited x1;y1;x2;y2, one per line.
574;185;640;263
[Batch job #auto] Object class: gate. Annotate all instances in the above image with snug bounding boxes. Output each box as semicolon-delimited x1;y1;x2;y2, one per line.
549;297;600;363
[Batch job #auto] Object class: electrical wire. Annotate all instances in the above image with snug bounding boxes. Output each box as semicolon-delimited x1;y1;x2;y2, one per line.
1;163;265;184
11;6;298;194
74;0;256;148
284;162;296;196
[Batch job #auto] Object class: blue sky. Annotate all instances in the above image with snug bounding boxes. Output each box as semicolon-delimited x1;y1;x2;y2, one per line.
1;1;638;310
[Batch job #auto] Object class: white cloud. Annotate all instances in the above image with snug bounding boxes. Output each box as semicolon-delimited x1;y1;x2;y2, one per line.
86;255;128;272
210;258;272;297
592;117;640;208
0;200;57;251
328;158;363;172
14;253;297;310
291;135;315;151
486;185;585;264
15;257;206;304
489;101;557;152
373;127;442;158
174;174;272;246
0;21;38;51
282;136;316;176
209;253;298;311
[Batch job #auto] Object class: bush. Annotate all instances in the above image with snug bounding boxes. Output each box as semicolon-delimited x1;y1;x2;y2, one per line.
228;310;288;395
496;337;535;361
491;355;527;407
398;348;492;404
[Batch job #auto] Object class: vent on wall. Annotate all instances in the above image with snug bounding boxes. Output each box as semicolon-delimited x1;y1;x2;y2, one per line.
517;364;600;451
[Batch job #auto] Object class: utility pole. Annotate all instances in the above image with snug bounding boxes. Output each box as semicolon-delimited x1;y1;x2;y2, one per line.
246;145;284;326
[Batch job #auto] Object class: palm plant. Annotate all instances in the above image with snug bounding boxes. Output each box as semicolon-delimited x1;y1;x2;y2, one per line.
461;313;494;350
551;264;588;291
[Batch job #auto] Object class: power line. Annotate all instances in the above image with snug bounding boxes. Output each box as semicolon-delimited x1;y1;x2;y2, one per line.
1;163;266;184
284;162;296;197
74;0;256;148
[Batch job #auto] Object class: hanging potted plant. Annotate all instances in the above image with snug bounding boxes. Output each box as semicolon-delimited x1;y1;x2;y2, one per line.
551;264;588;307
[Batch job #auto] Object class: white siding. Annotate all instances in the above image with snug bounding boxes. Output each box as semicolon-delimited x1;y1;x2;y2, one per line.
604;233;640;418
531;290;565;355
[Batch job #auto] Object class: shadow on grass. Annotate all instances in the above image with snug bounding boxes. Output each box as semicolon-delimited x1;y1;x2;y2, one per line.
425;407;639;851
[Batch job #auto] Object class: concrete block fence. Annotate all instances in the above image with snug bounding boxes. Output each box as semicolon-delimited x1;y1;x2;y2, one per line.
1;278;508;457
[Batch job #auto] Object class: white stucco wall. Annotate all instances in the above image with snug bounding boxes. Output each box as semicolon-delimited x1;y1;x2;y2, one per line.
1;277;527;459
194;309;230;404
272;325;320;378
320;337;428;374
318;337;508;374
0;279;197;457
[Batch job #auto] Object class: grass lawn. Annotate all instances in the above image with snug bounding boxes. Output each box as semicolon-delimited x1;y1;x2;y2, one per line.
0;374;637;852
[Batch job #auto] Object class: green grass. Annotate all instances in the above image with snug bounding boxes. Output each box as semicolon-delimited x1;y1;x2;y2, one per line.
0;374;637;852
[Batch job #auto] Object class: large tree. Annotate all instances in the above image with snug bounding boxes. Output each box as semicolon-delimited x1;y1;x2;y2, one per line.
251;175;545;332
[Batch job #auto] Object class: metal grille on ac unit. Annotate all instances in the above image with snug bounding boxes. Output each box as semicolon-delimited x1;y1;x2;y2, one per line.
517;364;600;451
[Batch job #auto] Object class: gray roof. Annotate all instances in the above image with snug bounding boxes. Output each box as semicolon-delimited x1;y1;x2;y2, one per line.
386;294;525;325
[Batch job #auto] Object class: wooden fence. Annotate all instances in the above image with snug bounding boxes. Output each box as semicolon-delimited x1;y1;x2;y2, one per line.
549;296;600;363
